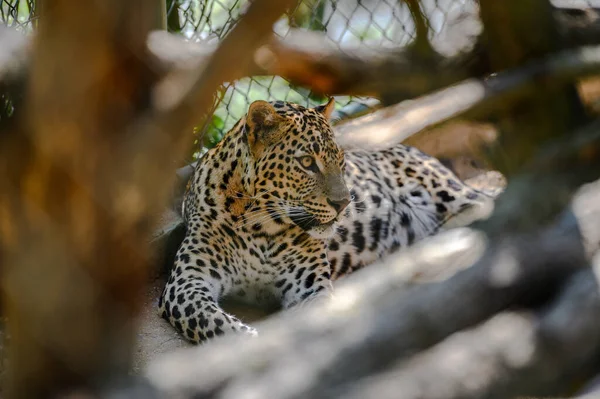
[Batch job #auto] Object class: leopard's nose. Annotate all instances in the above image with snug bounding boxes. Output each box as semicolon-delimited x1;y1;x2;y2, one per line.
327;197;350;214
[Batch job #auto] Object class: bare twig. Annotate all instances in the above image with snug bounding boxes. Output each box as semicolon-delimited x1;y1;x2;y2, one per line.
404;0;434;56
148;27;472;104
146;5;600;106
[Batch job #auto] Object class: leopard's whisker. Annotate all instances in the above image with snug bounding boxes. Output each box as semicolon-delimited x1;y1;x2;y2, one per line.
236;214;277;228
235;209;279;226
238;211;271;223
229;187;277;200
350;196;368;204
236;205;292;227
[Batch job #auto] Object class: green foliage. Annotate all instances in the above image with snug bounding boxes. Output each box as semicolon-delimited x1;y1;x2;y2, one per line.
288;0;327;32
0;94;14;122
201;114;225;149
166;0;182;33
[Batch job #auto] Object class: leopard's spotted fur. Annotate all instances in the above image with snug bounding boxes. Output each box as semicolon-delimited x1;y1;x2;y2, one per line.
158;99;494;342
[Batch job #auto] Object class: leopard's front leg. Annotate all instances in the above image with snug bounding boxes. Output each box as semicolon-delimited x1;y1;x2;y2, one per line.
272;246;333;309
158;233;257;343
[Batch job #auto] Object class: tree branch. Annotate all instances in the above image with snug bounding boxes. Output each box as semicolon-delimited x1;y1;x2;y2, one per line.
146;5;600;106
146;204;592;398
479;0;589;177
342;268;600;399
404;0;434;56
334;45;600;151
0;0;297;397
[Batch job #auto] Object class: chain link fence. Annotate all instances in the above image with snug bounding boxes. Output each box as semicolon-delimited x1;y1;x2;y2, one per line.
1;0;473;153
2;0;597;155
166;0;461;153
0;0;36;29
164;0;418;155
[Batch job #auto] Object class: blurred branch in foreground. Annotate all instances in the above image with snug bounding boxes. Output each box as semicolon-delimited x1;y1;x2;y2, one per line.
1;0;600;398
169;42;600;203
1;0;163;397
147;183;600;398
148;5;600;107
0;0;296;397
143;0;600;397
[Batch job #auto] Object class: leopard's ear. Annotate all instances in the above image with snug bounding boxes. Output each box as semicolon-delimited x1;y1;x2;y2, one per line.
245;100;286;156
314;97;335;120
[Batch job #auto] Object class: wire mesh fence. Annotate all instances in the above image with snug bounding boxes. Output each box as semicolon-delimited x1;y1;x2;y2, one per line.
1;0;475;155
165;0;422;155
2;0;597;155
0;0;36;30
165;0;481;153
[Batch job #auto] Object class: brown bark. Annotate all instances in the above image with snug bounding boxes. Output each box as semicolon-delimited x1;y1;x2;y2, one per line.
0;0;297;397
479;0;589;176
1;2;160;397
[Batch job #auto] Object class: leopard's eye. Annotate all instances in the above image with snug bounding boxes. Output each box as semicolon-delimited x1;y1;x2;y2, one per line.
299;156;314;168
297;155;319;173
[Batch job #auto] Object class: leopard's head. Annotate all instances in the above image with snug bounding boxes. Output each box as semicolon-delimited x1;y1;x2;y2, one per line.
242;98;350;239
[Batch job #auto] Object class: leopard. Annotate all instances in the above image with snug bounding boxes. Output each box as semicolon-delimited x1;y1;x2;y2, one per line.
158;98;496;343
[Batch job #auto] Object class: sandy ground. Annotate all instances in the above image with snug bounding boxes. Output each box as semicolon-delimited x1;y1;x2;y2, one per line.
132;278;274;374
131;282;190;374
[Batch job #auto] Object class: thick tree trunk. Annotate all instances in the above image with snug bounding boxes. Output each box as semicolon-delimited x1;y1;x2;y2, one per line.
0;0;297;397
